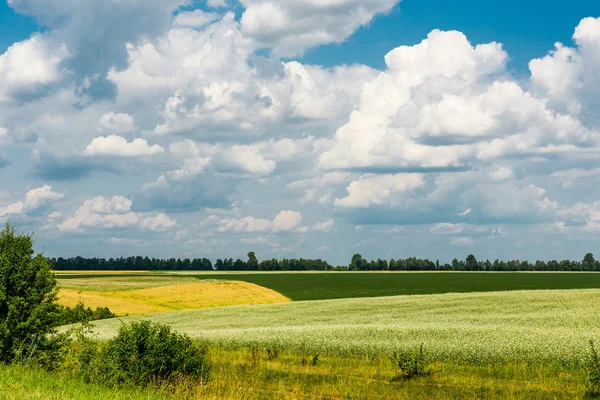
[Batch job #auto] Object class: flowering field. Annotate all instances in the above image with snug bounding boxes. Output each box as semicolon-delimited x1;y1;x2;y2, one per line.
89;288;600;366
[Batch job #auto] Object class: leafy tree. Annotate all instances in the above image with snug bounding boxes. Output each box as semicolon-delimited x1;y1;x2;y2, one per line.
0;223;63;365
247;252;259;270
349;254;367;271
465;254;478;271
583;253;596;270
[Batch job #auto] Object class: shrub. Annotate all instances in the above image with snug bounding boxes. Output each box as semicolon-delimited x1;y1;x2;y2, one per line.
99;320;210;385
57;302;116;325
0;223;66;367
587;340;600;397
392;344;432;380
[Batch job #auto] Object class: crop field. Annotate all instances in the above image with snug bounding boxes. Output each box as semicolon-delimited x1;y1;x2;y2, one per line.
57;271;600;301
190;271;600;300
57;278;289;315
87;288;600;366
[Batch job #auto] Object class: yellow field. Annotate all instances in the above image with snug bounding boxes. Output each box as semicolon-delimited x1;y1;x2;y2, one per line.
56;275;200;291
58;281;290;316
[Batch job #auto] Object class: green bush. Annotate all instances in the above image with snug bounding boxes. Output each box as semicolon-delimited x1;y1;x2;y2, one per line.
0;223;66;368
99;320;210;385
587;340;600;397
392;344;432;380
57;302;116;325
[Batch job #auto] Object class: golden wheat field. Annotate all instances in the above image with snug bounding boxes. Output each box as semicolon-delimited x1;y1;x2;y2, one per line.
58;281;290;316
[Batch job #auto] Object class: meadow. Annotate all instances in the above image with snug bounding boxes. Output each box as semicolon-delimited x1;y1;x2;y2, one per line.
0;350;588;399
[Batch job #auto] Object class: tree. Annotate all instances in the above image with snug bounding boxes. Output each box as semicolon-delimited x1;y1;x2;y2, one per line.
349;254;367;271
465;254;478;271
0;223;63;364
583;253;596;270
247;252;259;270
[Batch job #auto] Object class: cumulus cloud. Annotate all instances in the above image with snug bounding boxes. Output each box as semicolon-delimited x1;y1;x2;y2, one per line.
313;219;335;232
98;112;135;133
83;135;164;157
334;174;425;208
0;34;69;103
7;0;188;98
273;210;302;231
239;0;400;56
59;196;176;233
215;210;302;233
173;10;219;28
0;185;64;218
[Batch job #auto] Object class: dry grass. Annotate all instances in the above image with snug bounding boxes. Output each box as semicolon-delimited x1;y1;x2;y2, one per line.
53;270;153;275
56;275;200;291
58;281;290;316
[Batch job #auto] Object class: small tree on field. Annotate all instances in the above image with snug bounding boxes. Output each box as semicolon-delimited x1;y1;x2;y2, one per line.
0;223;63;365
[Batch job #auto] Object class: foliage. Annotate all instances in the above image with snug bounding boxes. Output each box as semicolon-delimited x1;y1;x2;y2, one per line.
587;340;600;397
99;320;210;385
0;223;65;366
392;344;432;380
57;301;116;325
51;252;600;271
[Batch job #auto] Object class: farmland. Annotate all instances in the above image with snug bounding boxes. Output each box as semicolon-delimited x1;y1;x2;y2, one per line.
55;270;600;301
43;271;600;398
58;281;289;316
87;288;600;366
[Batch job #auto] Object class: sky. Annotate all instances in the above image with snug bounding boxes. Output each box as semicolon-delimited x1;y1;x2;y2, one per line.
1;0;600;265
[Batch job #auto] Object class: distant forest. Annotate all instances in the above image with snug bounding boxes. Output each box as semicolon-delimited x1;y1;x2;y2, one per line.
50;252;600;271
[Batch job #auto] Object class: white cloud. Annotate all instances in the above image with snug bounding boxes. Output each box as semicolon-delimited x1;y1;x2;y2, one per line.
430;223;465;235
0;185;63;217
83;135;164;157
98;112;135;133
59;195;176;233
207;0;228;7
24;185;64;211
450;236;474;246
273;210;302;231
214;210;302;233
334;174;425;208
0;34;69;103
0;201;24;218
458;208;472;217
313;219;335;232
217;216;274;233
173;10;219;28
239;0;400;57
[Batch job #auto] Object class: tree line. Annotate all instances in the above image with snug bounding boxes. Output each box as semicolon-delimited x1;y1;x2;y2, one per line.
50;252;600;272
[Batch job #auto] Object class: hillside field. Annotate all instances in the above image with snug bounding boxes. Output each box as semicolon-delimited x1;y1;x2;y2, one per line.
56;270;600;301
46;271;600;398
88;288;600;366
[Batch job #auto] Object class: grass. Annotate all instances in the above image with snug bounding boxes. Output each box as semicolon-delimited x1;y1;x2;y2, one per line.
186;271;600;300
0;349;588;399
88;289;600;365
0;363;170;400
58;281;290;316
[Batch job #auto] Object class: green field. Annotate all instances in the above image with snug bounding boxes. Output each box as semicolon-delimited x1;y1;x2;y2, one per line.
58;271;600;301
87;288;600;366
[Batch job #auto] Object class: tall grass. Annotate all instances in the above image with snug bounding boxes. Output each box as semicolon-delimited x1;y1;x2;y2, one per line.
0;348;589;399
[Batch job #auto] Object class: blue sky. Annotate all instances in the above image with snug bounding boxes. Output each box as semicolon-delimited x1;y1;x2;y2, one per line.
1;0;600;265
